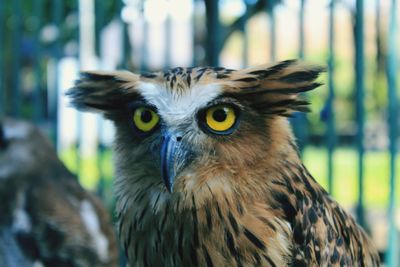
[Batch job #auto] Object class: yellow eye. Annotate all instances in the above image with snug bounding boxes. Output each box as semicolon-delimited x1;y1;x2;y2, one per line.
133;107;160;133
205;105;237;133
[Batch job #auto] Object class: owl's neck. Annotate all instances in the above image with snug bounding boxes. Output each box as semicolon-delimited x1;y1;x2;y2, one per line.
115;150;329;266
117;176;296;267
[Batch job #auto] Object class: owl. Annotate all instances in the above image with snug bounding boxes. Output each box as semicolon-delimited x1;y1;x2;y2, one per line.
0;119;119;267
69;60;380;267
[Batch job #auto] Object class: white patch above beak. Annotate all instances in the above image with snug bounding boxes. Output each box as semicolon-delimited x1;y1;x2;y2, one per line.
137;82;222;125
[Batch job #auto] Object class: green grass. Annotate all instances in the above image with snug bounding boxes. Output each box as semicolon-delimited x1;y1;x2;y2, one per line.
60;146;399;209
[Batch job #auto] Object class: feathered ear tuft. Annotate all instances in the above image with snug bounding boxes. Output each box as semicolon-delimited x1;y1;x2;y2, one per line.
67;70;140;113
223;60;325;117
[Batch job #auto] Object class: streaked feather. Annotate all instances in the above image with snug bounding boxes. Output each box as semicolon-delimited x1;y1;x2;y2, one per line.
68;60;379;267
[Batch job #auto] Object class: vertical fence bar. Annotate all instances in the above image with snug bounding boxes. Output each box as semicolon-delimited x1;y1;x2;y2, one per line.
96;122;106;197
355;0;365;227
11;0;21;117
205;0;220;66
375;0;382;70
119;1;130;69
386;0;398;265
293;0;308;154
50;0;63;145
75;0;83;179
33;0;43;123
116;0;128;254
192;0;198;66
140;1;148;72
164;1;172;68
95;0;105;198
0;0;4;117
327;0;336;195
95;0;104;57
299;0;305;59
241;3;249;67
267;0;276;61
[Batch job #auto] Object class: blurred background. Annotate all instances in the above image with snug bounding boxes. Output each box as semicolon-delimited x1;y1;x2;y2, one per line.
0;0;398;265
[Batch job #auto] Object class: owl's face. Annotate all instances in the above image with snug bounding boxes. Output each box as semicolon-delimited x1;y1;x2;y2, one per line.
69;60;323;207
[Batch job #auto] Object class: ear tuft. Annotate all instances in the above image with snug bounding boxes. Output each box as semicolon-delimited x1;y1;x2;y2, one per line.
278;68;325;84
223;60;325;117
266;82;323;95
79;71;117;82
67;70;140;113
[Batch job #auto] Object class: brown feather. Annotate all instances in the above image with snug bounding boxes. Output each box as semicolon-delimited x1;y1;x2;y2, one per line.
69;61;379;267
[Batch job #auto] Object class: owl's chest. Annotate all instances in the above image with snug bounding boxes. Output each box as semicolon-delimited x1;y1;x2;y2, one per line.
119;201;292;267
120;208;217;267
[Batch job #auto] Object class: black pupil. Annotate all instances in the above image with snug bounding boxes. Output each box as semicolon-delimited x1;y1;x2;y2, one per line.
141;109;153;123
213;108;228;122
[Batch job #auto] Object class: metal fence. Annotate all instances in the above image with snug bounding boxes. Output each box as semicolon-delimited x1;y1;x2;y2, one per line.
0;0;398;265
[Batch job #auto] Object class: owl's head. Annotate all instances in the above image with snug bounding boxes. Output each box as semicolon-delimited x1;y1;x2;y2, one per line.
68;60;324;208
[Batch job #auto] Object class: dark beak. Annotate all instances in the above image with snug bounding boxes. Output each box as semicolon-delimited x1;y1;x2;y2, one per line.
160;132;191;193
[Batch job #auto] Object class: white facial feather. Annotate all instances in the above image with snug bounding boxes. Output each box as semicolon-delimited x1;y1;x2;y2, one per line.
137;82;221;126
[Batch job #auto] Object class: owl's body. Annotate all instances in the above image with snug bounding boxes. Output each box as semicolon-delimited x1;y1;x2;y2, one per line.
69;60;380;266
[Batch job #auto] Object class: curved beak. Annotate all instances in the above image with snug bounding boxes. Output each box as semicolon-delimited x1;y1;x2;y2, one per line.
160;132;192;193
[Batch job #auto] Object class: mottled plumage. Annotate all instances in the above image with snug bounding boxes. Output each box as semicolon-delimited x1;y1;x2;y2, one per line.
0;119;119;267
69;60;380;267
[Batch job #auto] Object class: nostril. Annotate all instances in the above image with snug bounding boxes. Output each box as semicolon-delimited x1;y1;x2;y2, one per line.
176;136;182;142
